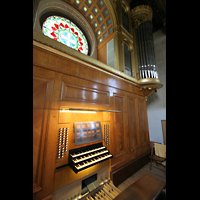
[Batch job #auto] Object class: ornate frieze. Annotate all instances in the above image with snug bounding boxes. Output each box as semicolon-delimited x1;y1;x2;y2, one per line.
131;5;153;30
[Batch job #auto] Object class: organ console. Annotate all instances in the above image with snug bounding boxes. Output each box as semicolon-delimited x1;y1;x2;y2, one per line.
33;1;164;199
69;142;113;173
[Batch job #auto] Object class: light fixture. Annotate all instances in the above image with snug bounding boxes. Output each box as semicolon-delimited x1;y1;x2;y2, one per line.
69;108;121;112
60;109;96;114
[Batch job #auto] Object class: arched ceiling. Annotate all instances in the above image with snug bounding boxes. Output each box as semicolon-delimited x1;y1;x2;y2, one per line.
62;0;113;44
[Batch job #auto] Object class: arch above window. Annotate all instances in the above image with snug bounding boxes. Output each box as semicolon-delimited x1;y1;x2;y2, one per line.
34;1;97;58
42;16;88;55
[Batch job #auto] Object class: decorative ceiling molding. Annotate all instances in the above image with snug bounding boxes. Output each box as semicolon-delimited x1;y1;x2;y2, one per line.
104;0;118;29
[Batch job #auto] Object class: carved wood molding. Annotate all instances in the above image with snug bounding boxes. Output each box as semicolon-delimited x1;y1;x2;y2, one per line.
138;78;162;100
140;87;157;101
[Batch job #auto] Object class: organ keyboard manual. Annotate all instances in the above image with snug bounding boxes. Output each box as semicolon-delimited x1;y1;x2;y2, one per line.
68;121;113;173
69;142;113;173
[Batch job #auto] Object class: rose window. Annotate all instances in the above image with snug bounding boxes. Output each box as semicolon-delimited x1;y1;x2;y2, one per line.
42;16;88;55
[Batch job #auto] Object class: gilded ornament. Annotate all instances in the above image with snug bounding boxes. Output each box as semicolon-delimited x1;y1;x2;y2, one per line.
131;5;153;30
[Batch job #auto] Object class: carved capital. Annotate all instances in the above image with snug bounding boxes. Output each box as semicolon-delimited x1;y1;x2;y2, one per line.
131;5;153;30
122;35;134;52
113;26;121;35
140;87;157;101
138;78;163;100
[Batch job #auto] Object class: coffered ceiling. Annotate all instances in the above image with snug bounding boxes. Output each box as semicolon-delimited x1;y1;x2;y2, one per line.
62;0;113;44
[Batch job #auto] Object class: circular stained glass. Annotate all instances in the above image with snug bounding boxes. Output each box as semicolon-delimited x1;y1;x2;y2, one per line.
42;16;88;55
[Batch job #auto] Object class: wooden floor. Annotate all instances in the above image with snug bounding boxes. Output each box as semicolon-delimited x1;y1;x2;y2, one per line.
117;162;166;194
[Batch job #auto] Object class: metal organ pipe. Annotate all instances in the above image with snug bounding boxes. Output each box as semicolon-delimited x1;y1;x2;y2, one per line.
136;26;141;78
148;21;158;78
135;20;158;79
135;27;142;79
146;21;152;78
140;23;146;78
143;21;150;78
142;22;150;78
141;23;146;78
138;25;144;78
146;21;153;78
139;26;144;78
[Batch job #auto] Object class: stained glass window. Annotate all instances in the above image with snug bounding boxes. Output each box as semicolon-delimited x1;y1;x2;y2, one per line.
42;16;89;55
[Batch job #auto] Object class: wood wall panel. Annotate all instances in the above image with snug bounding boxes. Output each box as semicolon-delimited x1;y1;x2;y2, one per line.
128;97;140;155
33;42;150;199
33;76;54;194
97;43;107;65
61;82;109;105
113;94;126;158
33;45;144;96
138;99;149;147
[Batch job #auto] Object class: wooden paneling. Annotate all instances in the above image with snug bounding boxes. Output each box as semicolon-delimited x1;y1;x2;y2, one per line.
128;97;140;155
33;42;150;199
113;94;126;158
110;93;132;172
61;82;109;105
138;99;149;147
110;94;150;172
33;44;144;95
33;76;54;195
97;43;107;65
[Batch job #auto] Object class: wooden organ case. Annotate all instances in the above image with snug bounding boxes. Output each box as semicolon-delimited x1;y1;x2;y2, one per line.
33;40;151;200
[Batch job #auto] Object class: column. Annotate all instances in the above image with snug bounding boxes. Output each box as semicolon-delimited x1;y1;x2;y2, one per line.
131;5;158;79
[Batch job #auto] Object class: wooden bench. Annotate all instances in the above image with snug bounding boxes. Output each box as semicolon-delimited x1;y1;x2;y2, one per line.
113;174;166;200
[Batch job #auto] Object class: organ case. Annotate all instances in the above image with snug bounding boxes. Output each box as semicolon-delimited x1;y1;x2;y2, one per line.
33;41;151;200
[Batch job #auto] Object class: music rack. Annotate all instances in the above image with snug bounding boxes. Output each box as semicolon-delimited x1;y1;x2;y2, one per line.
69;142;113;173
74;121;103;146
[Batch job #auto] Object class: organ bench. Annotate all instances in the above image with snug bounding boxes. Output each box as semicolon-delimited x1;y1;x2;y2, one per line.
113;174;166;200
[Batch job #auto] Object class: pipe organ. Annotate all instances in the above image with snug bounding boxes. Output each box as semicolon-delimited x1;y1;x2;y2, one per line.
136;21;158;79
131;5;158;79
33;1;163;200
33;38;159;200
